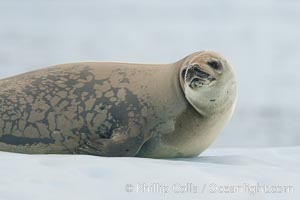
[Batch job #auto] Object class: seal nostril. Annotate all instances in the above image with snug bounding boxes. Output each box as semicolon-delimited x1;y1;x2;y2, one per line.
192;65;210;78
193;66;202;73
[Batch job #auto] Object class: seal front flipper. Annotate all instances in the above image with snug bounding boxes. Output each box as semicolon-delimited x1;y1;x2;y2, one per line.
75;119;147;157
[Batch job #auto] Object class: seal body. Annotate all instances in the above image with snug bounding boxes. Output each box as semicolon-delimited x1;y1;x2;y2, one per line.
0;51;237;158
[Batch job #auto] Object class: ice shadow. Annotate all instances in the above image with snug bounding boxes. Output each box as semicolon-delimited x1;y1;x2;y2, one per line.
167;155;273;166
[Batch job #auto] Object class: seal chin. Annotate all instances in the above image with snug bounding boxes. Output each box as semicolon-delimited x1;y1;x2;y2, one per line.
185;64;216;89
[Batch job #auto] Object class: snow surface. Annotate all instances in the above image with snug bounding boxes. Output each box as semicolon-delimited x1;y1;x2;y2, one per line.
0;147;299;200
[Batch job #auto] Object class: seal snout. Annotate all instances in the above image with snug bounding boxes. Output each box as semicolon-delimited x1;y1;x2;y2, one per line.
185;64;216;88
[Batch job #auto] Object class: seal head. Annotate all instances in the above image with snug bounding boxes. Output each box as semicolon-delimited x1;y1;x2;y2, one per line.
179;50;237;116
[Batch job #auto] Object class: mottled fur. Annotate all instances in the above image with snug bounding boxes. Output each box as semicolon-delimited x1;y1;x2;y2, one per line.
0;51;237;158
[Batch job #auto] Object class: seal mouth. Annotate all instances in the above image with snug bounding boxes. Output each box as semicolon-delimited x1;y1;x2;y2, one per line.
185;64;216;88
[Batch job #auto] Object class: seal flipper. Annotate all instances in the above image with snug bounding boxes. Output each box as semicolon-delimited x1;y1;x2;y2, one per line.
75;118;146;157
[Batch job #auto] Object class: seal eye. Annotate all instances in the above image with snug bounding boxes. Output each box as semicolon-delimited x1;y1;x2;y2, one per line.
207;60;221;70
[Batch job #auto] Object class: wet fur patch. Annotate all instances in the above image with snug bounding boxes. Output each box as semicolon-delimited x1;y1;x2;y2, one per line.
0;135;55;145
